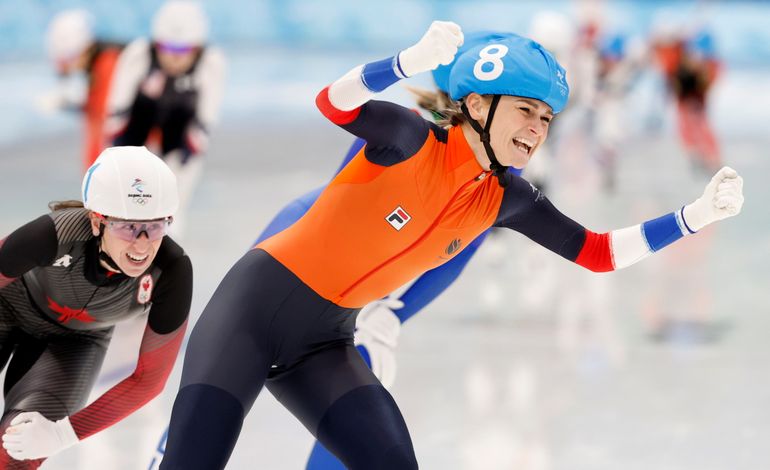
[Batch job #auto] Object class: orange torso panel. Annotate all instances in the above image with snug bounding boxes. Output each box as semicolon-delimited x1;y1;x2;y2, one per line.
258;126;505;307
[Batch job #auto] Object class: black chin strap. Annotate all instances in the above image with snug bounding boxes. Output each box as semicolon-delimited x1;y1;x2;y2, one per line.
96;224;124;274
98;250;123;273
461;95;508;188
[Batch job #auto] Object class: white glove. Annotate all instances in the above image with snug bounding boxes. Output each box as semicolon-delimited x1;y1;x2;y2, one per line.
398;21;464;77
355;298;403;389
682;166;744;232
2;412;79;460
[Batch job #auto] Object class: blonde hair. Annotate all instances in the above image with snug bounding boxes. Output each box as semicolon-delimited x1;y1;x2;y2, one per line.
406;87;496;127
405;86;468;127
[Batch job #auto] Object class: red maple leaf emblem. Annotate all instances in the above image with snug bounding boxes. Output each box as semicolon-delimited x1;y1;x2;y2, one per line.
47;297;96;324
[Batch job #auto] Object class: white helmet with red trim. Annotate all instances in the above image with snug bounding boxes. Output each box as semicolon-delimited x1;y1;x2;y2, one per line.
82;146;179;220
151;1;209;47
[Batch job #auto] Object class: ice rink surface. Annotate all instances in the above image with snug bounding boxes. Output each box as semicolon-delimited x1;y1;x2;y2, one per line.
1;49;769;469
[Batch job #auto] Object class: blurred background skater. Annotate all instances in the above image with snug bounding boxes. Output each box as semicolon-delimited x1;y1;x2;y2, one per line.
40;10;124;172
0;147;191;469
591;30;646;192
643;18;726;345
672;26;722;175
649;17;722;175
107;0;226;239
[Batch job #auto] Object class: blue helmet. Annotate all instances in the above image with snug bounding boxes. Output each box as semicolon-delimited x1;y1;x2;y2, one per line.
432;31;517;94
448;34;569;114
599;33;626;61
687;30;717;59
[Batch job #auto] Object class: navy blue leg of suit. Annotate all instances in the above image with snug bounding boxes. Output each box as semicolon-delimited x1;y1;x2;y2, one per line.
160;249;417;470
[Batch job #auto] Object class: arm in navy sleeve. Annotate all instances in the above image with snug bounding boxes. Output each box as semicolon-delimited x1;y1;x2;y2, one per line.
493;174;587;263
494;173;692;272
319;98;432;167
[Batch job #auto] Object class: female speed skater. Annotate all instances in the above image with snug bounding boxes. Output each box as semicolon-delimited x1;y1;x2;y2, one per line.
107;0;225;237
0;147;192;469
160;21;743;469
41;10;125;171
147;30;523;470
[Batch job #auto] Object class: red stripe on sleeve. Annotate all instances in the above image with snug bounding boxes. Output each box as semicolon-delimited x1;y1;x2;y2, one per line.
316;86;361;125
574;230;614;272
69;320;187;440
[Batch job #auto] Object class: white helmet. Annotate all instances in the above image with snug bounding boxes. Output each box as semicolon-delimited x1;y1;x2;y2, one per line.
46;9;95;62
529;11;576;59
82;147;179;220
151;1;209;46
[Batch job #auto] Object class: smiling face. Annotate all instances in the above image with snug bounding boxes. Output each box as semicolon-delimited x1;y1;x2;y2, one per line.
462;93;553;170
89;213;163;277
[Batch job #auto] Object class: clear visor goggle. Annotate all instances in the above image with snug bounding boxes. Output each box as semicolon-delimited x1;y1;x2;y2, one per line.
97;215;173;242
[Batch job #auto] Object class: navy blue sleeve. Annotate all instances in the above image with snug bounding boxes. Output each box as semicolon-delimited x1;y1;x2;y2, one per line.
494;174;586;262
0;215;58;278
340;100;432;167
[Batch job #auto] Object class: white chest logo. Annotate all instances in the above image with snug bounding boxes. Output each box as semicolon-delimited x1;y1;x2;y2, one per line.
52;255;72;267
386;206;412;231
137;274;154;305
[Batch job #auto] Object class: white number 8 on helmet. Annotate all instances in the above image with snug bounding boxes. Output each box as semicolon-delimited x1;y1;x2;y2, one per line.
82;146;179;220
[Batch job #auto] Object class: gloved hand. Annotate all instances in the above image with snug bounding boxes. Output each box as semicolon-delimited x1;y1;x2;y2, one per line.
355;298;403;389
2;412;79;460
398;21;464;77
682;166;744;232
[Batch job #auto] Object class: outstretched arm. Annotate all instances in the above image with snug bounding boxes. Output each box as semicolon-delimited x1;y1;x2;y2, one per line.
496;168;744;271
316;21;462;153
